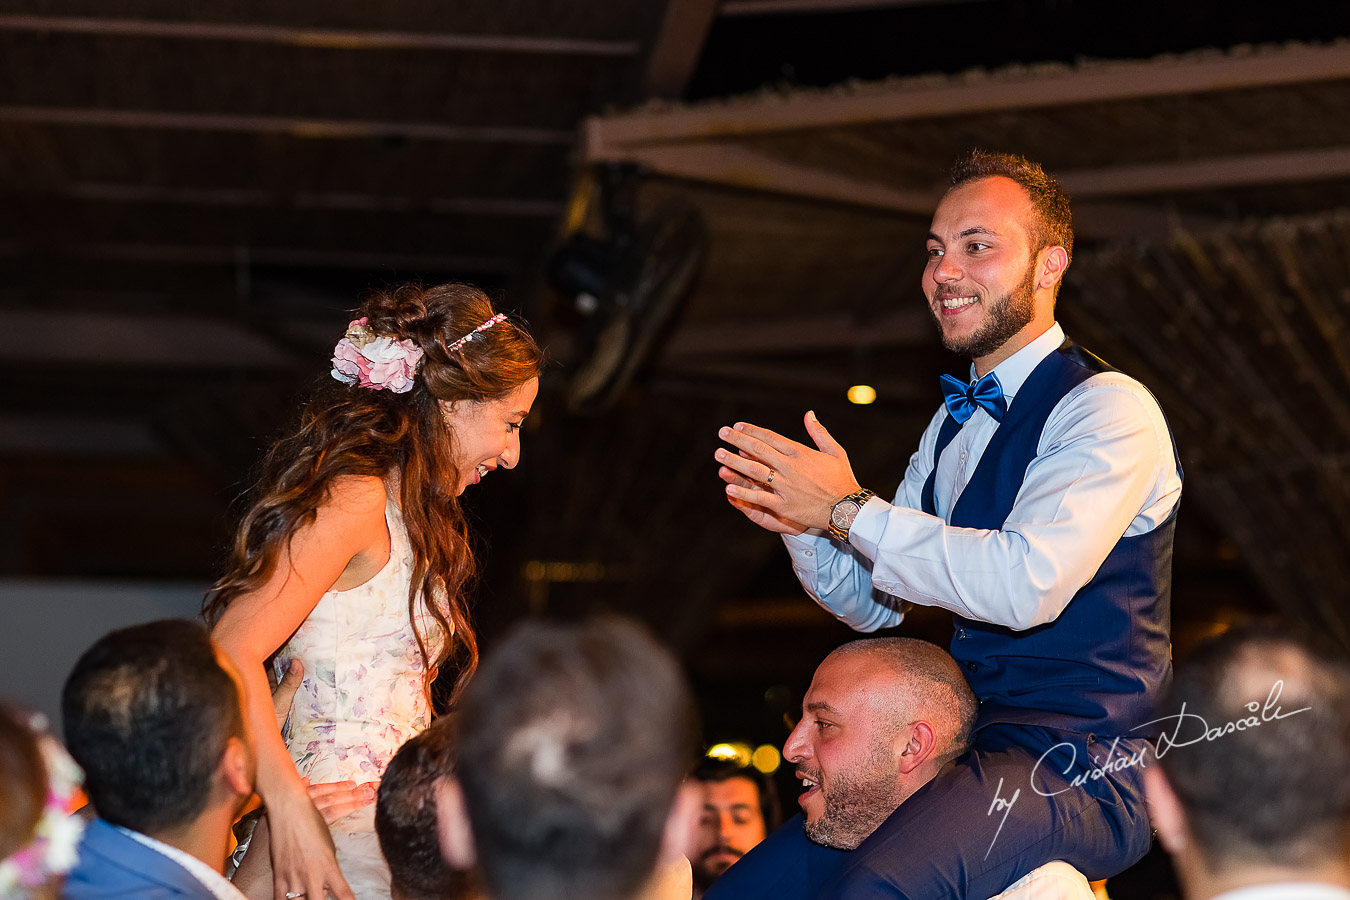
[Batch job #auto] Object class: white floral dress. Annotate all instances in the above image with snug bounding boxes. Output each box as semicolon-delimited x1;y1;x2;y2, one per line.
273;495;444;900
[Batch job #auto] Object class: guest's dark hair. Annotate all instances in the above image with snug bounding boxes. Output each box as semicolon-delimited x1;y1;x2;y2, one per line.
376;719;476;900
61;619;244;835
950;150;1074;269
205;283;543;705
690;757;781;833
0;705;46;861
456;618;696;900
1156;620;1350;870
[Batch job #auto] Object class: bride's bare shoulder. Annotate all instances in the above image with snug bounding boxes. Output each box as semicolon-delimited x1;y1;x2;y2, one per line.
322;474;390;523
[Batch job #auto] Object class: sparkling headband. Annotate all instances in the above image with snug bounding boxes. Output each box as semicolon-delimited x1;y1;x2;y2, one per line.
447;312;507;353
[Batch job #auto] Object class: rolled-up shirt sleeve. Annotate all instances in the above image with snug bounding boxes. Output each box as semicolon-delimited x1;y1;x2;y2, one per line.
786;374;1180;632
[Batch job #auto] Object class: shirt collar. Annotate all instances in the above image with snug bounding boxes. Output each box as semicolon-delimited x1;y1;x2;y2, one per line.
968;322;1065;400
115;825;246;900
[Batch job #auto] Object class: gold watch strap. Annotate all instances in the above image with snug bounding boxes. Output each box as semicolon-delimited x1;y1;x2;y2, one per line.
827;488;876;541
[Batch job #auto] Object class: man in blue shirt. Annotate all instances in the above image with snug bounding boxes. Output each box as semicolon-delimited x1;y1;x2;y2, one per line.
716;150;1179;897
62;620;257;900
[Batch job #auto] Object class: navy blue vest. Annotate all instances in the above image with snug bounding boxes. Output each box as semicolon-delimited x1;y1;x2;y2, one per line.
921;340;1178;738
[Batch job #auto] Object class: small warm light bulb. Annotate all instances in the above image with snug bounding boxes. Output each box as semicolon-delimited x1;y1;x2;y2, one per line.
706;742;753;767
848;384;877;405
751;744;781;775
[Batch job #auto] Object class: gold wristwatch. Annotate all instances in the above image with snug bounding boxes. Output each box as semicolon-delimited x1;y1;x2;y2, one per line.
827;488;876;541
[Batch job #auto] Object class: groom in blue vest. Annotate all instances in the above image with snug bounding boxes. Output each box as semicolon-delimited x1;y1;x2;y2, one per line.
714;150;1181;898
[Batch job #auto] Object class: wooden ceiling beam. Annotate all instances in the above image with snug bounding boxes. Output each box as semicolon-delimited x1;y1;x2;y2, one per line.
0;241;516;272
1060;146;1350;197
0;105;575;145
589;138;938;214
594;135;1341;238
590;138;1218;237
644;0;722;98
0;14;639;57
44;182;564;218
589;41;1350;147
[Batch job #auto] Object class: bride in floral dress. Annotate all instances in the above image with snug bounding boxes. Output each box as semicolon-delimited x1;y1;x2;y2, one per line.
208;283;542;900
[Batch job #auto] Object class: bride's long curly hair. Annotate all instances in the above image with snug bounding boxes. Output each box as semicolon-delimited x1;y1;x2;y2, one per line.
204;283;543;706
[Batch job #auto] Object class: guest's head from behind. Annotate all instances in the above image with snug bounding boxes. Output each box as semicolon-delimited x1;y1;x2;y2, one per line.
1144;622;1350;897
205;282;544;702
0;706;84;897
786;637;978;850
377;718;476;900
60;619;253;844
687;757;779;893
439;617;698;900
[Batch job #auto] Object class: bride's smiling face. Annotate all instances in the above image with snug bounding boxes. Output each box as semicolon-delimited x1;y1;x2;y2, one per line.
440;378;540;494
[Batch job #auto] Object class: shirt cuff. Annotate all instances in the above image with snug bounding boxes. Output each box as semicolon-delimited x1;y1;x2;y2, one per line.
783;528;833;565
845;495;890;560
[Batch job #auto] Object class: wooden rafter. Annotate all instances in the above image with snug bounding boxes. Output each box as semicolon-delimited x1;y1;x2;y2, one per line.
0;14;640;56
1058;146;1350;196
0;241;516;272
0;106;575;145
644;0;722;98
590;41;1350;148
45;183;563;218
590;137;1235;234
587;138;937;213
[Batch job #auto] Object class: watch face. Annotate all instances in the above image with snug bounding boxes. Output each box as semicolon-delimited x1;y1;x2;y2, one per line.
832;500;860;529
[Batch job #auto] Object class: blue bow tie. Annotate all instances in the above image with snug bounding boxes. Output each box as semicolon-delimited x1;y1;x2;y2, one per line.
940;372;1007;424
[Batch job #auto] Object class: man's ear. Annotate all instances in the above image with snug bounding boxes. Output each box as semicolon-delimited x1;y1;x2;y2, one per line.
220;736;253;798
896;722;938;775
1036;246;1069;293
1142;764;1188;854
437;777;477;870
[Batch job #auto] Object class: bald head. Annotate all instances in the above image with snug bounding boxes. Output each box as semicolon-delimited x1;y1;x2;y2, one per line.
785;637;979;850
826;638;978;764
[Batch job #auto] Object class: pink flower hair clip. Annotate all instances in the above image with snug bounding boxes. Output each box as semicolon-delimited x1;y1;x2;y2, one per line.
331;317;425;393
447;312;507;353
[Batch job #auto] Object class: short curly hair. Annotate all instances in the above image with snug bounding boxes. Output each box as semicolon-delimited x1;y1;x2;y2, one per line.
950;150;1074;266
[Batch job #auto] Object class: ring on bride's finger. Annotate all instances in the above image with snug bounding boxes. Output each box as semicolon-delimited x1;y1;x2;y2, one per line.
285;892;306;898
766;468;776;485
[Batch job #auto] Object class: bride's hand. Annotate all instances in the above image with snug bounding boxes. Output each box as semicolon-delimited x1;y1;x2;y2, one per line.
267;789;356;900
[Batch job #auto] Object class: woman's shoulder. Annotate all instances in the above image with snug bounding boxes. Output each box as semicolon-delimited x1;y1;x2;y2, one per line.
323;474;391;522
